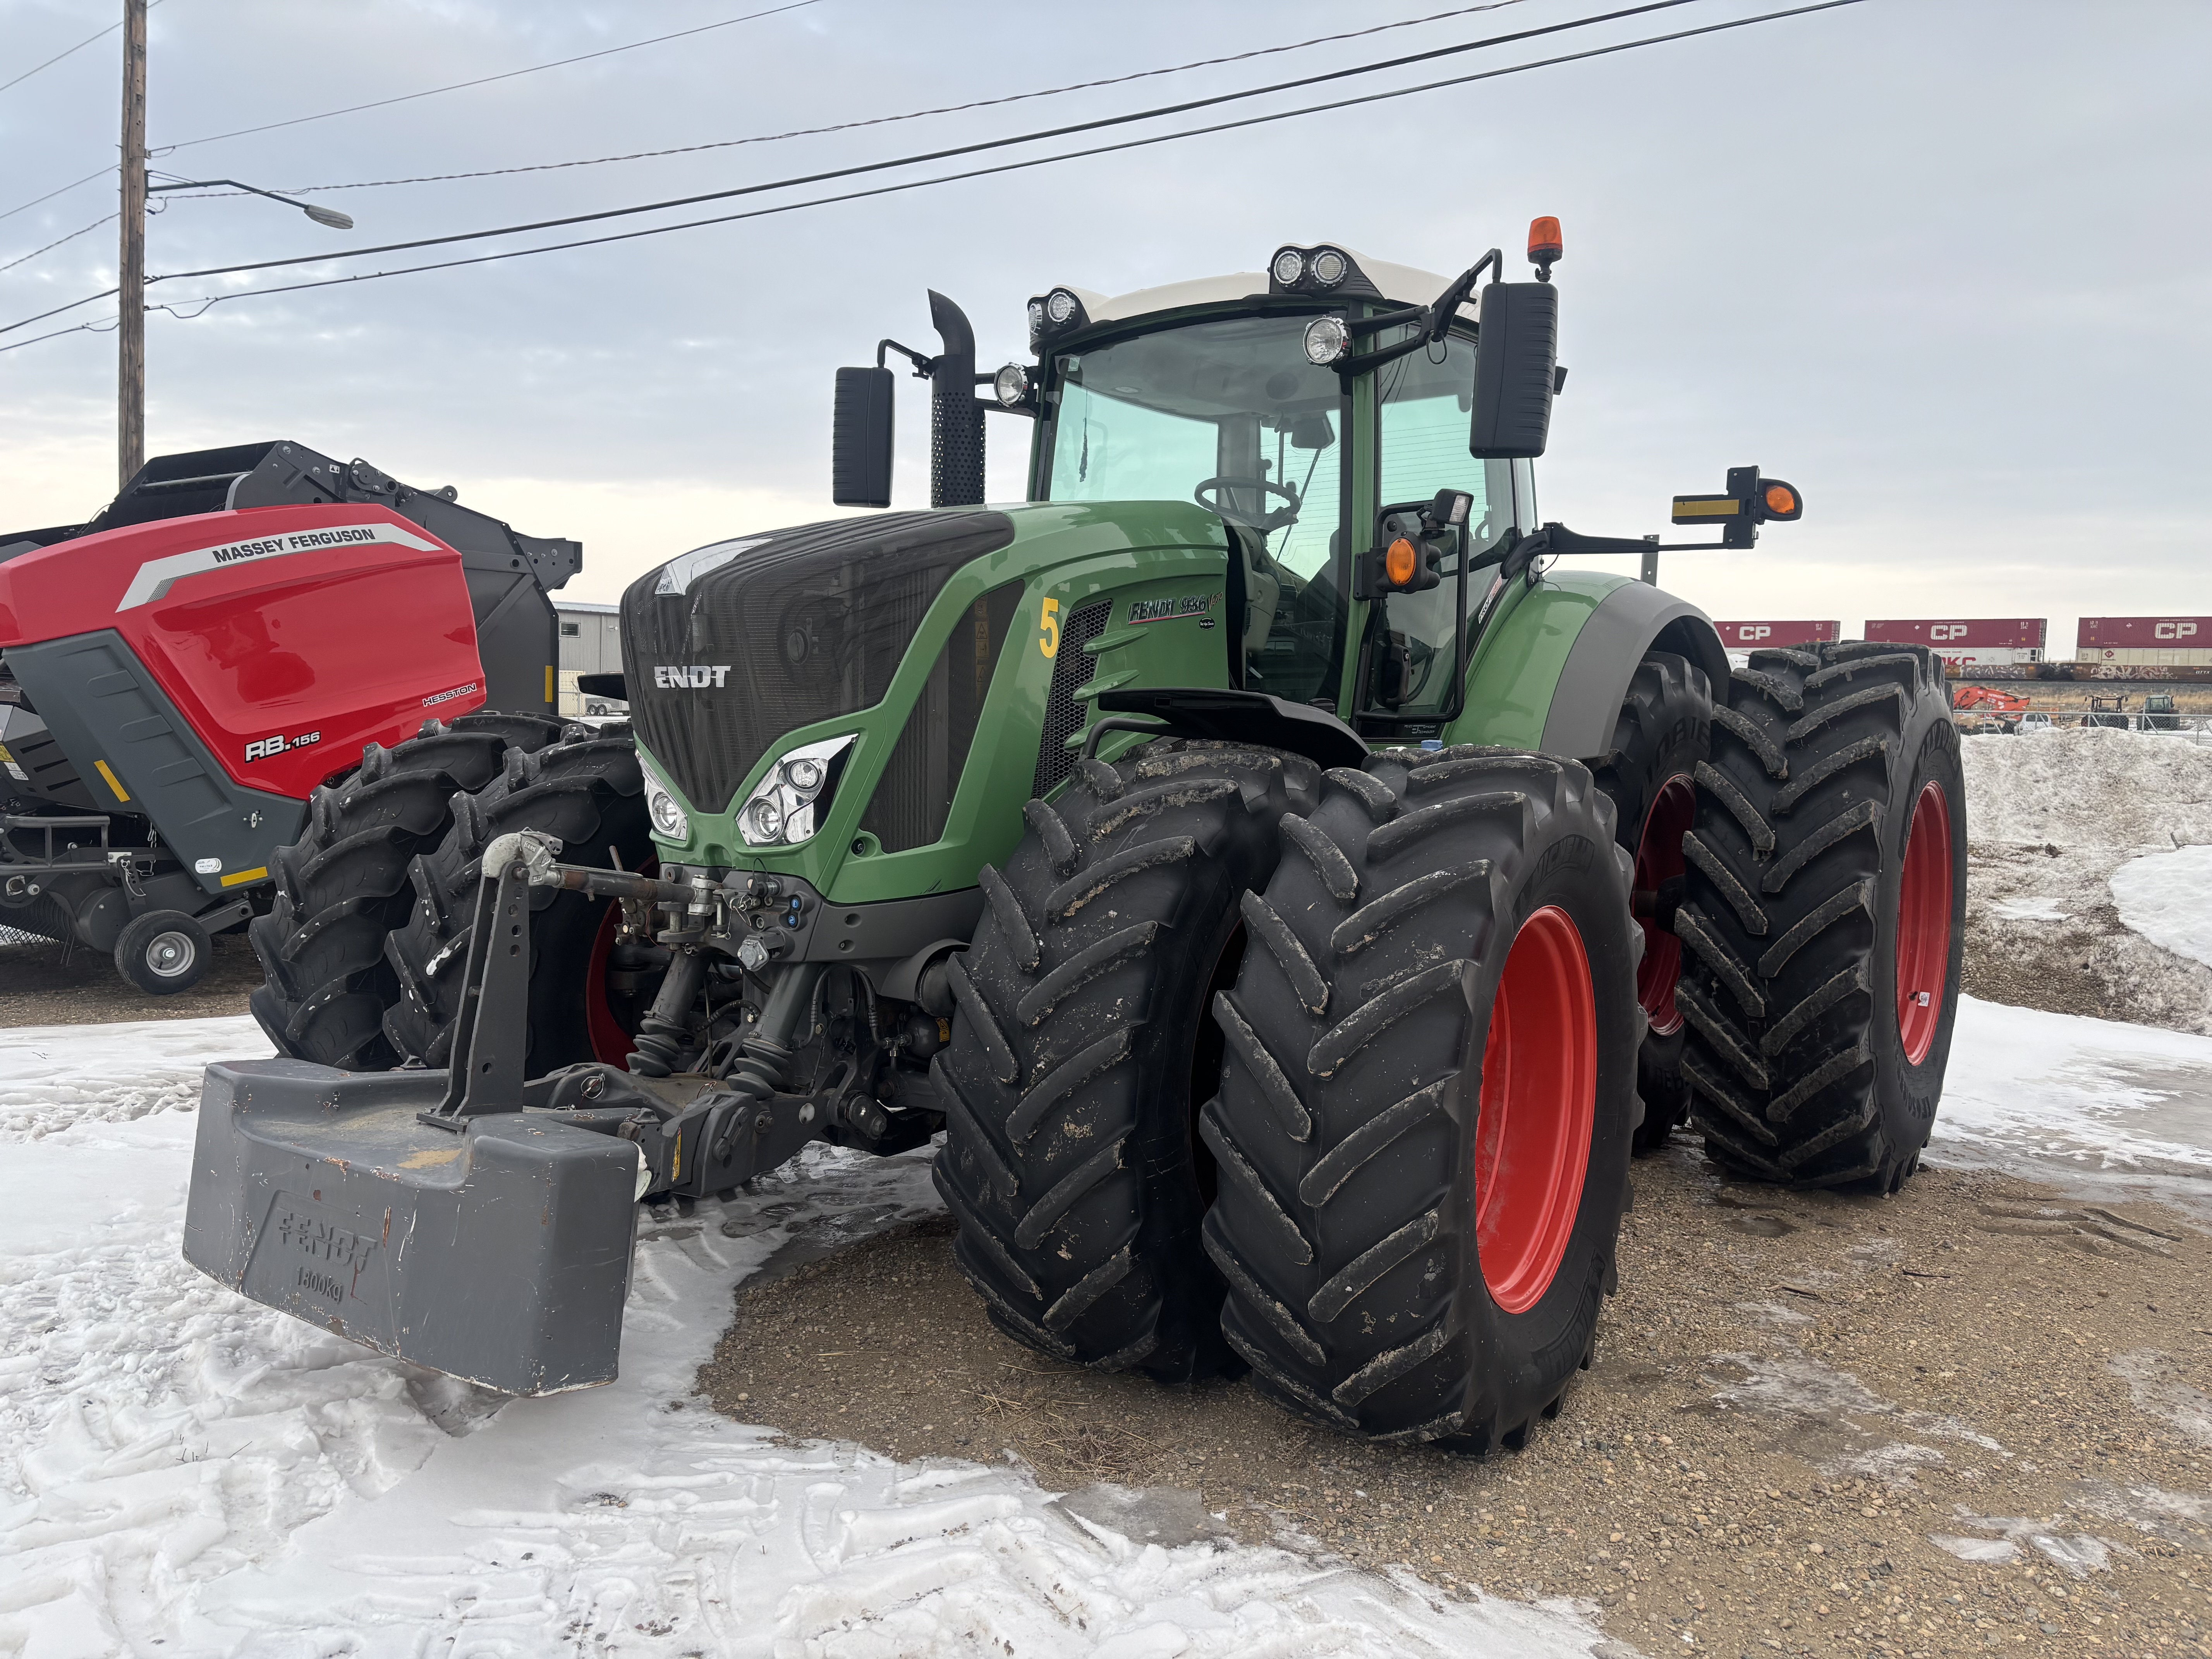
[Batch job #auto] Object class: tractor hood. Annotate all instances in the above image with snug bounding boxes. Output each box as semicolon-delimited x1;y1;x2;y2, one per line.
620;510;1018;817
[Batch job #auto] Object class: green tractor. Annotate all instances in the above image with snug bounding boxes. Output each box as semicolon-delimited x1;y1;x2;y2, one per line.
188;223;1967;1449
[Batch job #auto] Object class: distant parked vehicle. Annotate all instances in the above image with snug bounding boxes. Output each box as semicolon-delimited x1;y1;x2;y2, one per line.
2018;712;2052;733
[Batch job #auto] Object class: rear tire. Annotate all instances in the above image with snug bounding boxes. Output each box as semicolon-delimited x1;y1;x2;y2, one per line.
1589;651;1710;1154
933;739;1317;1384
1204;746;1639;1447
249;713;567;1068
115;908;210;994
383;726;654;1075
1676;642;1966;1190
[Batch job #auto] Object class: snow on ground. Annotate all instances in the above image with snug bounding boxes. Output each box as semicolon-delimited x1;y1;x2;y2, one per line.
0;1018;1612;1659
1932;996;2212;1202
2110;843;2212;969
1961;728;2212;1032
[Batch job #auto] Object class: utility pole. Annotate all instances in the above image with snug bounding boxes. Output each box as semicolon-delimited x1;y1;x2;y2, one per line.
118;0;147;490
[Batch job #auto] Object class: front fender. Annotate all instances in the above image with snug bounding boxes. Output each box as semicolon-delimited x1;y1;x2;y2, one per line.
1444;571;1726;759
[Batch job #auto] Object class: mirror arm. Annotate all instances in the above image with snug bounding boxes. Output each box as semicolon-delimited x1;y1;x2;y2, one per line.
876;338;936;378
1335;248;1503;377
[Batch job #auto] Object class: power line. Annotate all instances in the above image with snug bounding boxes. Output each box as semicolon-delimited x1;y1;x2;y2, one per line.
120;2;1872;331
0;315;118;355
160;0;823;151
226;0;1547;198
0;0;814;226
0;165;115;228
0;0;166;98
0;212;118;276
151;0;1717;290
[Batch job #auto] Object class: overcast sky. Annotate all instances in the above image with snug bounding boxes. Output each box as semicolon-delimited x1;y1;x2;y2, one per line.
2;0;2206;643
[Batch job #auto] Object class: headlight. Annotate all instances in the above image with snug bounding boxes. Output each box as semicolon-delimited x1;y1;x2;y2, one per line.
1309;247;1348;287
994;362;1031;407
737;733;857;848
1045;288;1079;325
1303;315;1350;366
1271;248;1306;286
644;771;689;841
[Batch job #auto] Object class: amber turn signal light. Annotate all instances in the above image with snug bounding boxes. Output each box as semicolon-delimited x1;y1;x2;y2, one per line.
1764;483;1797;516
1385;537;1419;586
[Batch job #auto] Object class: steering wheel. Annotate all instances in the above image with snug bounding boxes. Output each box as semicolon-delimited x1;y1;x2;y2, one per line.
1195;475;1302;534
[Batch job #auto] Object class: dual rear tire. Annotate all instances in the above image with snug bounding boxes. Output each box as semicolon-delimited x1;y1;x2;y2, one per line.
938;644;1968;1445
939;740;1640;1445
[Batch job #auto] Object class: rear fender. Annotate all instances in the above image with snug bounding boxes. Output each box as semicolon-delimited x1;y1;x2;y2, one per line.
1444;571;1726;759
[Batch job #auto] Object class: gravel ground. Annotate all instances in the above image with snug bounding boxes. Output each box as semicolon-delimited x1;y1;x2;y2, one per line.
0;928;262;1025
699;1143;2212;1659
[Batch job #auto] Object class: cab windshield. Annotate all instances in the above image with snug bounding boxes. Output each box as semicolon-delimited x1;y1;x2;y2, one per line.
1044;313;1345;702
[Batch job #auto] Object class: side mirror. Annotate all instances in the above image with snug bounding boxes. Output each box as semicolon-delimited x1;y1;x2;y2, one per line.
1467;281;1559;460
831;366;895;508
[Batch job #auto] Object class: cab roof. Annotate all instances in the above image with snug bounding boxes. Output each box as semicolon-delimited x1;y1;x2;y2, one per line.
1078;248;1474;327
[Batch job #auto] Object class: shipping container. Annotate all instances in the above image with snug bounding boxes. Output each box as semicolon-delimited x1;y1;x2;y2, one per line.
1712;619;1841;649
2078;617;2212;649
1864;618;2047;649
2076;646;2212;666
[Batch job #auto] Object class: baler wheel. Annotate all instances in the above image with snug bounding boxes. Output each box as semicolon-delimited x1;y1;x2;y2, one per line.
381;726;653;1076
249;711;567;1069
1201;745;1639;1448
1589;651;1712;1153
1673;641;1966;1191
933;739;1318;1384
115;908;211;994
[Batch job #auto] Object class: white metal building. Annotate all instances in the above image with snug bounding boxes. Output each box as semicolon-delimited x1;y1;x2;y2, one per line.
555;601;625;716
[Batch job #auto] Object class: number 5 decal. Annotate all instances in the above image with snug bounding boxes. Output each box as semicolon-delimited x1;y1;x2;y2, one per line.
1039;596;1061;659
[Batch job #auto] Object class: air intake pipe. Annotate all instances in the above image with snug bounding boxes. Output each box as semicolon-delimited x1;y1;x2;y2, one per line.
927;290;984;508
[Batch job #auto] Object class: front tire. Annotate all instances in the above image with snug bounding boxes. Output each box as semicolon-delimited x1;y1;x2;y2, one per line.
1204;746;1639;1447
1675;641;1966;1190
933;740;1317;1383
249;713;567;1066
382;728;653;1074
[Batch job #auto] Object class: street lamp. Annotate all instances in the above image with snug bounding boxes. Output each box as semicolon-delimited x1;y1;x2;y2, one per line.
115;169;358;487
146;175;356;231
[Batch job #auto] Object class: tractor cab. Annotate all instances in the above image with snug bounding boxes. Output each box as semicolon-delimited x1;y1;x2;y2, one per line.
837;239;1554;744
1018;253;1519;726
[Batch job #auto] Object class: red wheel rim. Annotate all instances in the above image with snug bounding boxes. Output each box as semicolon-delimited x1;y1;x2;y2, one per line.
1895;780;1954;1065
1474;905;1598;1315
1632;776;1696;1036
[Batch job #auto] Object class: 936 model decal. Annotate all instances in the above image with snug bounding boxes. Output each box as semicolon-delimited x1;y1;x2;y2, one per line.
245;729;321;763
1127;592;1220;625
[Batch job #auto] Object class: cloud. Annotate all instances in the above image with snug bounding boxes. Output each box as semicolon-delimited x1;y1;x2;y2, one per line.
2;0;2206;643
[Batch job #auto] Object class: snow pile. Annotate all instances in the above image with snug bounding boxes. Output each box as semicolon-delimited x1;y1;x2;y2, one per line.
1960;725;2212;851
0;1018;1611;1658
2111;844;2212;968
1960;729;2212;1032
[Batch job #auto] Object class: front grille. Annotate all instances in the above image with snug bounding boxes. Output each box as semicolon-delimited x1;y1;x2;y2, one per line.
621;512;1015;815
861;579;1024;852
1031;600;1110;799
